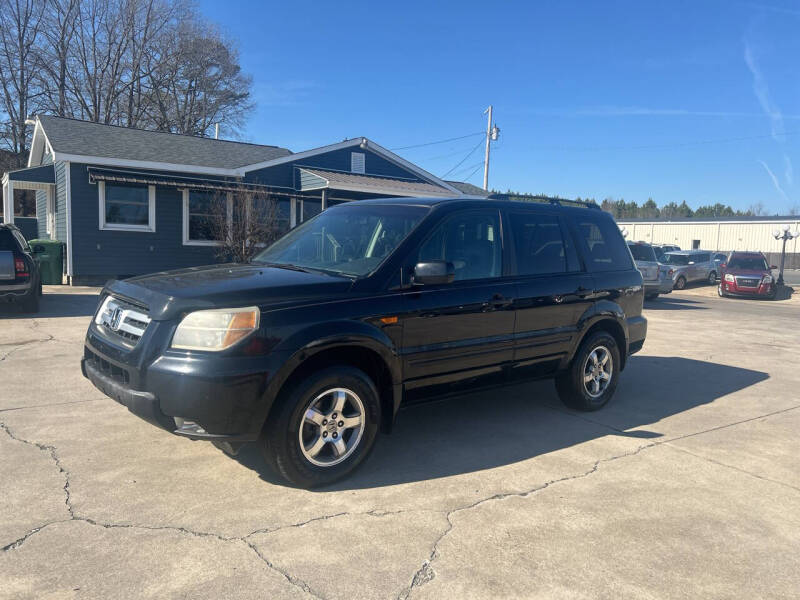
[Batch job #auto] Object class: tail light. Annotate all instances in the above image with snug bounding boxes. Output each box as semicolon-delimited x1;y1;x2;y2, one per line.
14;257;29;279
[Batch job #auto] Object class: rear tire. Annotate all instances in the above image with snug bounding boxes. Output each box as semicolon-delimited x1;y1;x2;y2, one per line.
261;366;381;488
674;276;686;290
555;331;621;411
707;271;717;285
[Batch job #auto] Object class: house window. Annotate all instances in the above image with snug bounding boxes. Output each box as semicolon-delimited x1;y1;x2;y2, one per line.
99;181;155;231
351;152;365;174
183;189;231;245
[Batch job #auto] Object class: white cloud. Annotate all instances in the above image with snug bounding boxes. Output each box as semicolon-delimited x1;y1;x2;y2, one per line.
744;41;785;141
759;160;790;201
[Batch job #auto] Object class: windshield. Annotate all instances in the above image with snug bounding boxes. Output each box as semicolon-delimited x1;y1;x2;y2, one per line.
728;255;768;271
628;244;656;262
663;253;689;265
253;204;429;277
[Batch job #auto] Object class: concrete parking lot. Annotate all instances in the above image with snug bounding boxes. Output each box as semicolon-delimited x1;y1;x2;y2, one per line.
1;285;799;599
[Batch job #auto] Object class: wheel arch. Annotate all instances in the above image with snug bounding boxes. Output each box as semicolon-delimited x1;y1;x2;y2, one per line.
570;303;629;371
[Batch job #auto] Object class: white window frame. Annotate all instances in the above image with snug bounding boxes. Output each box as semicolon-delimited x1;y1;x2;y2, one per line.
98;180;156;232
182;189;232;246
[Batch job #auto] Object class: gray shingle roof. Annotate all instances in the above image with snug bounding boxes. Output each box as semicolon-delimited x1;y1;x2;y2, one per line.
300;168;454;196
38;115;291;170
445;180;488;196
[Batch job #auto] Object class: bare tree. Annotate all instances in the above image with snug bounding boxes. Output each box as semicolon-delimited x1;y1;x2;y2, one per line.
145;18;252;136
206;188;282;263
0;0;44;165
34;0;78;117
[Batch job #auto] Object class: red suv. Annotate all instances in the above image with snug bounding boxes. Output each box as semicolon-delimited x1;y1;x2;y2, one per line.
718;252;777;299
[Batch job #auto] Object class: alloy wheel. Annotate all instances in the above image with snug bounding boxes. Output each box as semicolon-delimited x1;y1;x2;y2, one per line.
298;388;365;467
583;346;613;398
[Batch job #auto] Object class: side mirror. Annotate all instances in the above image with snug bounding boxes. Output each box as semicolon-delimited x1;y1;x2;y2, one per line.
413;261;455;285
720;263;727;269
771;265;778;270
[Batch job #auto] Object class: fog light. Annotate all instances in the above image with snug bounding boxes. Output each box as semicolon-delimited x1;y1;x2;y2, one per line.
174;417;206;435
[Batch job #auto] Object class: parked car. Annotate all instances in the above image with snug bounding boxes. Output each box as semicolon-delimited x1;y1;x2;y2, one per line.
627;241;672;299
0;224;41;313
81;198;647;487
718;252;777;299
661;250;719;289
653;244;681;261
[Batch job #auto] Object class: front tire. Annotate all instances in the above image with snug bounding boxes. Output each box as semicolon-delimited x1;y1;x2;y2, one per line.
717;284;726;297
707;271;717;285
262;366;381;488
555;331;621;411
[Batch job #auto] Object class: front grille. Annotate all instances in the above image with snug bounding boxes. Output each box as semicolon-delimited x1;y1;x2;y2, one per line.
736;277;761;288
94;295;151;347
84;348;130;385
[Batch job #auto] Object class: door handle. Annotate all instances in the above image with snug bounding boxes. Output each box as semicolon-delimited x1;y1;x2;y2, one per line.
575;286;594;298
486;294;514;308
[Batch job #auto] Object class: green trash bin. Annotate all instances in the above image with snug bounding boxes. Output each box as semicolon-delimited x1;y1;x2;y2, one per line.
29;239;64;285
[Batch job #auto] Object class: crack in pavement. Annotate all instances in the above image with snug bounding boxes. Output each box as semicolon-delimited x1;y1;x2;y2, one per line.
396;402;800;599
0;398;104;413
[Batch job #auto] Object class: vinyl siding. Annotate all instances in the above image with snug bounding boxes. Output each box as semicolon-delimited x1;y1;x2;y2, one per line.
55;161;68;244
69;162;218;277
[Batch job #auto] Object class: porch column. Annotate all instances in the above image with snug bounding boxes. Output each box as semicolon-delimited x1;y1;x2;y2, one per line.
321;189;328;211
2;177;13;224
290;196;297;228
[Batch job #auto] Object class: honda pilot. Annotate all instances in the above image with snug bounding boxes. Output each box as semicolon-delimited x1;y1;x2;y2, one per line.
82;198;647;487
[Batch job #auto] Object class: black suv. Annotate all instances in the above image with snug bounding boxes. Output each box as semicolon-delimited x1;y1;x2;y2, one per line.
0;224;41;313
82;198;646;487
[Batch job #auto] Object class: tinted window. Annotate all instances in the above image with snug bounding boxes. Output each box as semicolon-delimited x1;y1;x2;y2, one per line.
627;243;656;262
0;229;18;251
663;253;689;265
653;246;665;261
510;212;574;275
255;204;427;277
695;253;710;262
418;210;502;281
105;182;149;225
573;216;632;272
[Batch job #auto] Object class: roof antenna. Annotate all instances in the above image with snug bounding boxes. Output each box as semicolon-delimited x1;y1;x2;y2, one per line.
214;123;220;139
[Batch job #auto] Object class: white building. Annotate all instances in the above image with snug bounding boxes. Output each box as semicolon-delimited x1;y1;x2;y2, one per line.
616;217;799;266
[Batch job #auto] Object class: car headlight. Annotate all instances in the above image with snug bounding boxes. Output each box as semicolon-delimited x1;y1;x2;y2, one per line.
171;307;260;351
724;273;734;283
762;275;773;284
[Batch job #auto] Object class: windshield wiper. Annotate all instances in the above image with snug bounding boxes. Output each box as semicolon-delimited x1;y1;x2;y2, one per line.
257;262;312;273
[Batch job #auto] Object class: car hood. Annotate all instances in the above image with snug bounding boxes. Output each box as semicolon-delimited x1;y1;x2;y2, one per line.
106;263;354;320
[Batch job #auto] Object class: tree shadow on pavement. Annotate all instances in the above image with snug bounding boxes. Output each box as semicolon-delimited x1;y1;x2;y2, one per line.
644;297;708;310
0;292;99;319
233;356;768;489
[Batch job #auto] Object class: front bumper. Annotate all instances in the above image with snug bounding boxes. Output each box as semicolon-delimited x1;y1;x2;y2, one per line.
720;281;774;298
83;326;288;443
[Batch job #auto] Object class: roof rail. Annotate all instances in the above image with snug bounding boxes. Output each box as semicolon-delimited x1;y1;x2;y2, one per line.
546;197;601;210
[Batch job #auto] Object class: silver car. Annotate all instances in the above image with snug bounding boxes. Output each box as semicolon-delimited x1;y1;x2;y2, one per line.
661;250;719;289
627;241;673;299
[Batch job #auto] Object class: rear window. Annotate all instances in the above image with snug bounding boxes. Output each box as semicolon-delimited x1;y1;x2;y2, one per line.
627;243;656;262
572;215;632;272
663;253;689;265
509;212;579;275
0;229;19;252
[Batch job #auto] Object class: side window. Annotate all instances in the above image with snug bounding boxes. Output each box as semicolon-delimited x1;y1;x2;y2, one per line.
509;212;575;276
697;253;710;262
573;215;632;272
417;210;502;281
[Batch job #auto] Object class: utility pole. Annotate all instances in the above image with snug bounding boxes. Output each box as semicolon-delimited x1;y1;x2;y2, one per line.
482;106;500;191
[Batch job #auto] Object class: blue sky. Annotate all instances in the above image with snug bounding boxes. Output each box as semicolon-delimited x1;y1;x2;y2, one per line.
199;0;800;213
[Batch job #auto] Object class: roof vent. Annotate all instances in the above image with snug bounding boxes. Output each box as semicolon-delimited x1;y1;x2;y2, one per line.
351;152;365;174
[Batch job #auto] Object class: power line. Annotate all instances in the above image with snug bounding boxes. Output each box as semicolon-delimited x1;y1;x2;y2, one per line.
463;162;485;183
440;138;485;178
447;160;484;178
390;131;484;151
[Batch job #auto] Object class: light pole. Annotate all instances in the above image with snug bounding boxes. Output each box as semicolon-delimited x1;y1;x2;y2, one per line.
772;225;800;286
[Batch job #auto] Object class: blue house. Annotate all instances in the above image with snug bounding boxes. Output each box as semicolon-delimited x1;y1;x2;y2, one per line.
1;116;483;284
